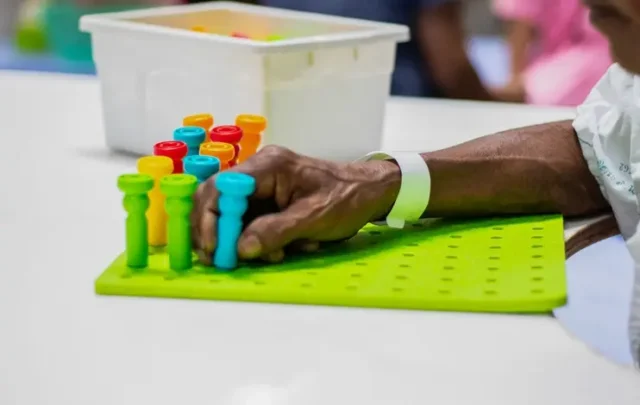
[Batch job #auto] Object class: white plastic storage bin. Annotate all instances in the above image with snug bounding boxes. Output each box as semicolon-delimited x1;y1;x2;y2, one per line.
80;1;409;161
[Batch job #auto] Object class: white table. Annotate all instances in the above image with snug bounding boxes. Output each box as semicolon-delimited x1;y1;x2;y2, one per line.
1;71;638;405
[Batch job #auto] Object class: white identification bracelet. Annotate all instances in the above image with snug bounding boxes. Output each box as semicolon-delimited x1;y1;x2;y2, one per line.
357;151;431;229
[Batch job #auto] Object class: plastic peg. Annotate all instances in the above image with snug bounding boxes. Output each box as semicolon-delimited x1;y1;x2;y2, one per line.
183;113;214;134
199;142;235;171
160;174;198;271
213;172;256;270
235;114;266;163
117;173;154;268
154;141;188;173
173;126;207;156
210;125;243;166
183;155;220;184
137;156;174;246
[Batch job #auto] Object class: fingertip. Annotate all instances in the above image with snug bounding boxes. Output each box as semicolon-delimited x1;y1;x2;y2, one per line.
298;240;320;253
238;233;263;259
261;249;285;263
197;249;212;266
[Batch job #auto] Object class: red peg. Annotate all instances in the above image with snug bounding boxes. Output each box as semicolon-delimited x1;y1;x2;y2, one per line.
154;141;188;173
210;125;243;166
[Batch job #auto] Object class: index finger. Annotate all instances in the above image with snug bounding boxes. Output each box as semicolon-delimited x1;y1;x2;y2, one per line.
190;149;282;264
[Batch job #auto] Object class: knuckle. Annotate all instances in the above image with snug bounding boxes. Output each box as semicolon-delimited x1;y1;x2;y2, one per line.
259;145;295;160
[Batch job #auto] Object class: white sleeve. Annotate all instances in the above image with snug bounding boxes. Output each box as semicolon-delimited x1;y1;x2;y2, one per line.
573;63;640;368
627;230;640;369
572;64;638;238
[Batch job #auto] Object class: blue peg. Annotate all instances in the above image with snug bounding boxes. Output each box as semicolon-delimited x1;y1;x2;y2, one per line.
183;155;220;184
173;126;206;156
213;172;256;270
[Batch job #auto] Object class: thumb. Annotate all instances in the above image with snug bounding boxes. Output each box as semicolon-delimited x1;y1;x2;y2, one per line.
237;201;312;260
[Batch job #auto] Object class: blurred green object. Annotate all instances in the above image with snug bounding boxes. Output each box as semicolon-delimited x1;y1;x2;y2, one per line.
43;3;141;61
15;23;48;53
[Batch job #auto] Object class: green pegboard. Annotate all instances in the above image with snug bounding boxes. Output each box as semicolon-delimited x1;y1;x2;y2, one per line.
96;215;567;313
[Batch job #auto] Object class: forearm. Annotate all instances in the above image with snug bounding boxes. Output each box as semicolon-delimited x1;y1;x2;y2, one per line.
433;60;494;101
380;120;609;218
418;4;493;101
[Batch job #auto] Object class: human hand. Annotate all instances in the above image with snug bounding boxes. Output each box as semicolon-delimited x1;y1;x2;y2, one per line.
191;145;401;264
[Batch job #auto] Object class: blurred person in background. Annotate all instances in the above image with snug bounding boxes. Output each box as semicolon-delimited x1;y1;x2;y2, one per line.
261;0;494;100
0;0;24;37
491;0;611;106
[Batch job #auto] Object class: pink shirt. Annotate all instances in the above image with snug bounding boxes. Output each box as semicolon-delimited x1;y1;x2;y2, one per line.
493;0;611;106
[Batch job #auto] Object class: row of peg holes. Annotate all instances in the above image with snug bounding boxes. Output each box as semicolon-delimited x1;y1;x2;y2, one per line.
290;224;544;295
160;226;550;296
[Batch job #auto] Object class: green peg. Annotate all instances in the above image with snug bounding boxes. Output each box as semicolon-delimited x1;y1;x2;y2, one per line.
117;174;154;268
160;174;198;271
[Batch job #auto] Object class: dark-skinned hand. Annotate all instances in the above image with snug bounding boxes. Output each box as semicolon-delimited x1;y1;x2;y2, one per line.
191;145;401;264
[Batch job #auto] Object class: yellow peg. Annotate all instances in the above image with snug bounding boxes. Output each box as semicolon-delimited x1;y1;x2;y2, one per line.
235;114;267;163
183;113;214;141
200;142;234;171
137;156;174;246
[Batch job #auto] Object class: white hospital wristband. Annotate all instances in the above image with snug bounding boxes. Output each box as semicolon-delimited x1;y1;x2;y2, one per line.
357;151;431;229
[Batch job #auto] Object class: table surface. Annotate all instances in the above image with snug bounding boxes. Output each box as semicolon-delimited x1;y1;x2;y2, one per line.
1;71;638;405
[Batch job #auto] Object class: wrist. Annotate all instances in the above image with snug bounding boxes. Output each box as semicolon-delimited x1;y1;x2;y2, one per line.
356;151;431;227
370;160;402;222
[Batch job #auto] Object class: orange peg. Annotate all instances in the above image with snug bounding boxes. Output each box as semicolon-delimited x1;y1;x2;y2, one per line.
235;114;267;163
183;113;214;139
199;142;235;171
191;26;207;33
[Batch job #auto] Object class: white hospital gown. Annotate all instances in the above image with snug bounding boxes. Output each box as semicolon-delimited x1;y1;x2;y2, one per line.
572;63;640;367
